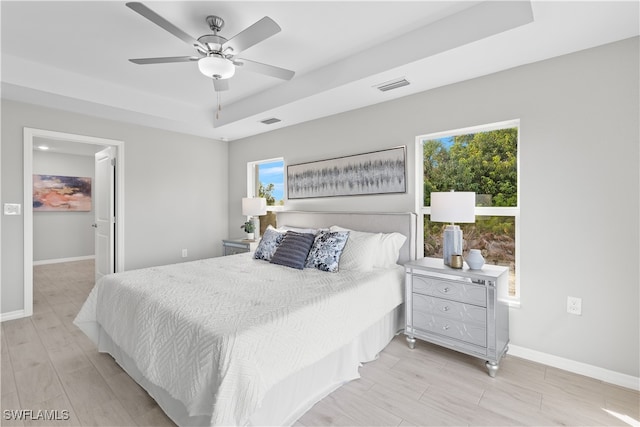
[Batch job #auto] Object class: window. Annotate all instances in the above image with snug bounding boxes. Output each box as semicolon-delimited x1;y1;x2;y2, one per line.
247;158;285;209
417;120;520;301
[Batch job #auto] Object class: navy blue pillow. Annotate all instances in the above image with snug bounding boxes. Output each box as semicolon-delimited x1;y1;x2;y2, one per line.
270;231;316;269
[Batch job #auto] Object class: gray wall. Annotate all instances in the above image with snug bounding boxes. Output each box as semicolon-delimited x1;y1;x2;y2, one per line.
32;150;94;262
1;101;229;313
228;38;639;377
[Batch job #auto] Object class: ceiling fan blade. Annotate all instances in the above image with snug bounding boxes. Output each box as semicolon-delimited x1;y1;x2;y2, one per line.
213;79;230;92
129;56;199;65
223;17;281;56
126;2;206;51
236;58;295;80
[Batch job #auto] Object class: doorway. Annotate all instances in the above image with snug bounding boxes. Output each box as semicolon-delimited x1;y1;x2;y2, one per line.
23;128;125;317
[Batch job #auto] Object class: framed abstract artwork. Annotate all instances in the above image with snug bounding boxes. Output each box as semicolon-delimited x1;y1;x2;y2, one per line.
287;146;406;199
33;175;92;211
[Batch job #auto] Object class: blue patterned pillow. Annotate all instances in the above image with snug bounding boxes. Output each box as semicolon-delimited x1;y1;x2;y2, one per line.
270;231;316;269
305;230;350;272
254;227;285;261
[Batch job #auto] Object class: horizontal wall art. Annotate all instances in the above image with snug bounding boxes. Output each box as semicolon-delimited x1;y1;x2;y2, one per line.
287;146;406;199
33;175;92;212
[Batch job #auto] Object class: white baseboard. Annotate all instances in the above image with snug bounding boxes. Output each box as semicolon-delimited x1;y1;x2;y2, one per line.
509;344;640;391
33;255;95;266
0;310;26;323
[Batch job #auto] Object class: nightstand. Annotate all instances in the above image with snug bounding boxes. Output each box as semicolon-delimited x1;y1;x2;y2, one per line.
404;257;509;377
222;238;259;256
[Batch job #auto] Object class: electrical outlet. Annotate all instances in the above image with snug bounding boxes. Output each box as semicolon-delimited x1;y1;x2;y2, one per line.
181;249;188;258
567;296;582;315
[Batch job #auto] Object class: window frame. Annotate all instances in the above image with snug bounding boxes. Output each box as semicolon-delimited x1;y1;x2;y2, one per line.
247;157;285;211
415;119;521;305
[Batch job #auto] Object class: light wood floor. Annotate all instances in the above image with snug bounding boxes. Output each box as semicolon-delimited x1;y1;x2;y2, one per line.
1;260;638;426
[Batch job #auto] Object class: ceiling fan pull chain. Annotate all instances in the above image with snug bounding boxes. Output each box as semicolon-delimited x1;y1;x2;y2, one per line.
216;91;222;120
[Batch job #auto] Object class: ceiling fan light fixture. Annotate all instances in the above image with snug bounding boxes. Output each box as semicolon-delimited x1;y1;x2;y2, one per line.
198;55;235;79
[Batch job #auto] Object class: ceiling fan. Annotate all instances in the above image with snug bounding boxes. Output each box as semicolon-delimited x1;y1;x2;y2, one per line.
126;2;295;92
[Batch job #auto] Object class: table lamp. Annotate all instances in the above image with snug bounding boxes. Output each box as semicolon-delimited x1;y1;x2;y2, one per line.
242;197;267;239
430;191;476;267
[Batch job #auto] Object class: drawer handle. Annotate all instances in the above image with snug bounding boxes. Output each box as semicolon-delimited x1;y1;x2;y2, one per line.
442;306;450;312
442;325;450;331
442;287;450;293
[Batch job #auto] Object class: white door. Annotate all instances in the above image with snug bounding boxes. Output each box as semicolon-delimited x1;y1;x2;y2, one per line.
94;147;116;282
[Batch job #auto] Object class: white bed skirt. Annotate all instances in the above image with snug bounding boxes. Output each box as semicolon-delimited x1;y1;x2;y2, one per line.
96;305;404;426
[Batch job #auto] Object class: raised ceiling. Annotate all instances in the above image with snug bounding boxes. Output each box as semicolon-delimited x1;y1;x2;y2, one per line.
2;1;638;141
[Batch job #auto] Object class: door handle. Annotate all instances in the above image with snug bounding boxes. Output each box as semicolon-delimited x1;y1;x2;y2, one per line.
91;223;98;228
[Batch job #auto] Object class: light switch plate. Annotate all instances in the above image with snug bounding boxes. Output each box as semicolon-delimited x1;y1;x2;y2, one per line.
4;203;21;215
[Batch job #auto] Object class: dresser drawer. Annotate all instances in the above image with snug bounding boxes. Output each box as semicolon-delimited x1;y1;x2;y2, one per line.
224;246;248;255
413;293;486;325
222;239;259;256
412;311;487;347
412;274;486;307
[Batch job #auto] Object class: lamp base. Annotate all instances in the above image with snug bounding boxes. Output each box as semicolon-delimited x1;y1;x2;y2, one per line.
443;225;463;266
252;216;261;239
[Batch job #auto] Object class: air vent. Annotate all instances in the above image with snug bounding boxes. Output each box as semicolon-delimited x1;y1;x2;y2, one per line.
260;118;281;125
374;78;410;92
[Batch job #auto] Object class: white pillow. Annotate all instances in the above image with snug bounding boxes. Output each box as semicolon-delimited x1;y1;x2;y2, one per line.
329;226;379;272
278;225;319;235
331;225;406;269
266;224;287;235
375;232;407;268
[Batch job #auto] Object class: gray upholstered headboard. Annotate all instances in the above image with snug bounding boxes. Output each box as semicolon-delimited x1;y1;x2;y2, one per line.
275;211;417;264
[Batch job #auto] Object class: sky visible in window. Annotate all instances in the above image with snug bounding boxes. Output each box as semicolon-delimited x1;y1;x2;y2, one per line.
440;136;454;148
259;160;284;202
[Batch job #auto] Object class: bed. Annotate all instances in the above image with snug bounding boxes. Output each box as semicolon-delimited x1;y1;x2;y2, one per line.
74;211;417;426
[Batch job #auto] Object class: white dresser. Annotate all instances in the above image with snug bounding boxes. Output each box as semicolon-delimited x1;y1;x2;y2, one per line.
222;238;259;256
404;257;509;377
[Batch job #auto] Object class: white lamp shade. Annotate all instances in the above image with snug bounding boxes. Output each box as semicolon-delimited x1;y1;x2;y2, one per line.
198;55;235;79
430;191;476;223
242;198;267;216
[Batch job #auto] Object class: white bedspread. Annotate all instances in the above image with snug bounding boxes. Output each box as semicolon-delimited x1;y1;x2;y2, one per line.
74;253;404;426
